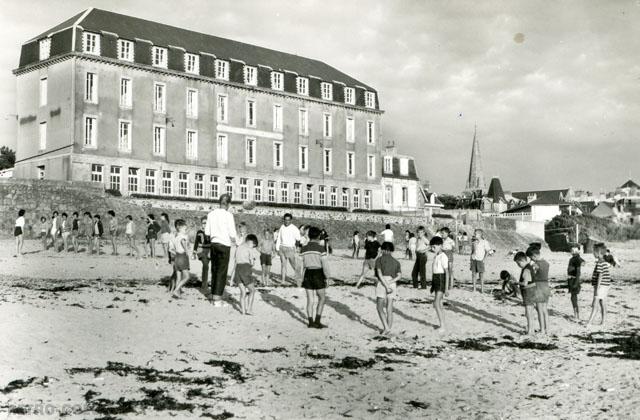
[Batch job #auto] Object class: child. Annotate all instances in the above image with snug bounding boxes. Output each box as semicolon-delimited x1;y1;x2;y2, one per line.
229;222;248;287
146;214;160;260
82;212;93;253
169;219;190;298
567;243;585;320
587;243;612;327
259;229;274;287
50;211;60;252
60;213;71;252
301;226;331;328
440;227;456;290
514;251;536;336
604;248;620;268
71;212;80;253
430;236;449;331
404;230;411;259
411;226;429;289
39;216;49;251
408;233;417;260
500;270;519;298
92;214;103;255
527;246;550;336
14;209;26;257
159;213;171;258
234;234;261;314
107;210;118;255
355;231;380;288
470;229;494;293
374;241;401;335
193;217;211;293
124;215;140;258
352;231;360;259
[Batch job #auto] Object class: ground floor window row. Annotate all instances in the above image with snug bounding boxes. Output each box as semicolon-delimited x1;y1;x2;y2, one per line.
91;163;373;209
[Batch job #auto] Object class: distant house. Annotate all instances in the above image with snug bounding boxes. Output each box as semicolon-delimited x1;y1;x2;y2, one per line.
482;177;508;212
421;190;444;218
381;144;423;212
591;202;617;220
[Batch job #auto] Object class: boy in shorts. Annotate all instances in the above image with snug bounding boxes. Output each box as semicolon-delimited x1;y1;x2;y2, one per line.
430;236;449;331
234;234;260;315
193;217;211;293
514;251;536;336
39;216;48;251
169;219;190;298
567;243;585;320
60;212;71;252
259;229;274;287
374;241;401;335
440;227;456;290
92;214;103;255
301;226;331;329
355;231;380;288
14;209;25;257
470;229;494;293
124;215;140;258
587;243;612;327
71;212;80;253
107;210;118;255
527;246;550;335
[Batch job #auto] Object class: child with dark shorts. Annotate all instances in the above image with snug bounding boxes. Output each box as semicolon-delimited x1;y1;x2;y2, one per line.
356;231;380;288
301;226;331;328
169;219;190;298
374;242;401;335
234;234;260;315
440;227;456;290
259;229;274;287
514;251;536;336
567;243;585;320
39;216;48;251
430;236;449;331
527;245;550;335
14;209;26;257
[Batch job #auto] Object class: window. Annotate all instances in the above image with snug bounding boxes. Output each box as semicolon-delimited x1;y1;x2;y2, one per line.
91;164;103;183
186;89;198;118
346;152;355;177
162;171;172;195
267;181;276;203
39;38;51;60
217;94;228;123
273;104;283;132
293;183;302;204
210;175;219;199
110;166;121;191
367;121;375;144
330;187;337;207
365;91;376;108
37;166;45;180
402;187;408;205
319;186;326;206
246;137;256;166
153;83;166;113
85;72;97;103
298;109;308;136
273;141;283;169
344;87;355;105
342;188;349;208
39;77;47;106
128;168;139;193
296;77;308;95
299;146;308;172
216;134;228;164
353;189;360;209
384;156;393;174
306;185;314;205
323;148;332;174
323;113;332;138
246;99;256;127
385;185;392;204
321;82;333;100
39;122;46;150
215;59;229;80
83;32;100;55
346;117;354;142
225;177;233;197
184;53;199;74
118;120;131;152
84;116;97;148
280;182;289;203
364;190;371;209
240;178;248;200
194;174;204;198
178;172;188;197
244;66;257;85
117;40;134;61
271;72;283;90
145;169;156;194
186;130;198;160
152;46;168;68
153;125;166;156
120;78;132;108
367;154;375;178
400;158;409;176
253;179;262;201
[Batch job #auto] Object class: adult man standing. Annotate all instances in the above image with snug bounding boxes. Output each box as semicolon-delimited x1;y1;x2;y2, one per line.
205;194;237;307
276;213;301;284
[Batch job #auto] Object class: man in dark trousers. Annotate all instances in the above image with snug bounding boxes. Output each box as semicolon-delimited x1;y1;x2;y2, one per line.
205;194;237;307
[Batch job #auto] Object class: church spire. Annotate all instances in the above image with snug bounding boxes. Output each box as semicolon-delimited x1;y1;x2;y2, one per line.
465;124;486;191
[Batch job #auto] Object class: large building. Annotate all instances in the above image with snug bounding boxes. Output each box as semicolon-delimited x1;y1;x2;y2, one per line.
13;8;422;211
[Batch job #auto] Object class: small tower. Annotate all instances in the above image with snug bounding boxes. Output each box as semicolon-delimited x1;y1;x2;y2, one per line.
465;124;486;191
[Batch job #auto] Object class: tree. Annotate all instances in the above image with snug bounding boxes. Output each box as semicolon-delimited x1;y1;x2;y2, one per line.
0;146;15;170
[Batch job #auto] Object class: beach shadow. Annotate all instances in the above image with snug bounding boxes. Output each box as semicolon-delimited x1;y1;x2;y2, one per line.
352;291;439;329
260;290;307;325
324;297;379;331
446;300;522;333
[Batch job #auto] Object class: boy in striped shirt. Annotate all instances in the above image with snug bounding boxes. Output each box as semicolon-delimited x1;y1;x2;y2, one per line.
587;243;612;327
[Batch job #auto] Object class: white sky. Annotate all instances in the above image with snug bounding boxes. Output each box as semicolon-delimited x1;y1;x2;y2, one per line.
1;0;639;194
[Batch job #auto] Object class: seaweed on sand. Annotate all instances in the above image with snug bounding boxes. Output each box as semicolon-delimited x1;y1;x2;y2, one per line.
248;347;287;354
83;387;196;415
571;330;640;360
407;400;430;409
0;376;49;394
306;352;334;360
67;362;224;386
446;338;494;351
330;356;376;369
204;360;246;383
201;411;234;419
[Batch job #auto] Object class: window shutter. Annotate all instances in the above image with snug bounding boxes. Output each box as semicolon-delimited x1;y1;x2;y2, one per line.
309;77;321;98
355;87;366;107
101;33;118;59
332;83;344;103
257;67;271;88
229;60;244;83
134;40;152;65
168;46;184;71
200;54;216;78
284;72;297;93
50;28;73;57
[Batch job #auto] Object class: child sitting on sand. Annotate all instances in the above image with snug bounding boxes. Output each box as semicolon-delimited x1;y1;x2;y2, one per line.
514;251;536;336
234;234;260;315
567;243;585;320
586;243;612;327
430;236;449;331
169;219;190;298
374;241;401;335
301;226;331;329
355;231;380;288
500;270;519;298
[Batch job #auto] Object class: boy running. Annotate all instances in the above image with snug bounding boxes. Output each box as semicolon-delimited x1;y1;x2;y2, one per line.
356;231;380;288
233;234;261;315
567;243;585;320
587;243;612;327
301;226;331;329
374;242;401;335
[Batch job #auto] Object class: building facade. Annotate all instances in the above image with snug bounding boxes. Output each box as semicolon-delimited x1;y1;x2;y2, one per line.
380;144;422;212
13;8;397;210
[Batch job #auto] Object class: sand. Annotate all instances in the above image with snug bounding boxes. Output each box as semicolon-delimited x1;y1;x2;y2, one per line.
1;239;639;419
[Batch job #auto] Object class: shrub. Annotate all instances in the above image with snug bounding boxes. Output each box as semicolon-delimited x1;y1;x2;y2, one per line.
105;189;122;197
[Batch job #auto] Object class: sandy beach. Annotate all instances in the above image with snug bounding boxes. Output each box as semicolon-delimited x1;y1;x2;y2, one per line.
1;239;639;419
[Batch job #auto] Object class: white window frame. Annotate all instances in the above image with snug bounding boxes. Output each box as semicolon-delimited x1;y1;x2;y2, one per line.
152;46;168;68
145;169;156;194
280;181;289;203
330;186;338;207
162;170;173;195
296;77;308;96
298;108;308;136
365;91;376;109
273;141;283;169
244;65;257;86
83;32;100;55
346;116;355;143
385;185;392;205
117;39;134;62
323;148;332;174
210;175;220;199
225;177;233;197
319;186;326;206
118;119;132;153
39;122;47;150
400;158;409;176
267;180;276;203
153;82;166;114
299;145;308;172
128;168;139;193
153;125;166;156
293;183;302;204
367;154;375;179
186;88;198;118
39;38;51;60
246;99;256;127
239;178;249;200
85;72;98;103
194;173;204;198
215;59;229;80
253;179;262;202
184;53;200;74
321;82;333;100
245;137;257;166
217;94;228;123
186;129;198;160
273;104;283;132
346;152;355;177
367;120;375;144
178;172;188;197
84;115;97;149
402;187;409;205
216;134;228;164
383;156;393;174
364;190;371;209
353;189;360;209
91;164;104;183
271;72;284;91
39;77;47;107
306;185;314;205
110;166;122;191
342;188;349;208
323;113;332;138
344;87;355;105
119;77;132;109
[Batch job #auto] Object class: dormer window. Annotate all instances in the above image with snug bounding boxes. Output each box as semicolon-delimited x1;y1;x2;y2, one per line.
527;193;537;202
383;156;392;174
365;91;376;108
344;87;355;105
296;77;308;96
152;46;168;68
39;38;51;60
184;53;199;74
117;40;134;62
83;32;100;55
215;59;229;80
399;158;409;176
271;72;283;91
321;82;333;100
244;66;257;86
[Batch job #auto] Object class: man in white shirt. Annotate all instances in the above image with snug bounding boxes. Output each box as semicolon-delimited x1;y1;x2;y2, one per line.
275;213;301;284
380;224;394;244
205;194;237;306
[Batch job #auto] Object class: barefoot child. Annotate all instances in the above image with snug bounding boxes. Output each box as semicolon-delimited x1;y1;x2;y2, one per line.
440;227;456;290
146;214;160;261
14;209;25;257
500;270;519;298
71;212;80;253
169;219;190;297
60;213;71;252
470;229;494;293
301;226;331;328
39;216;48;251
527;246;550;335
567;243;585;320
82;212;93;253
374;241;401;335
411;226;429;289
430;236;449;330
193;217;211;293
124;215;140;258
587;243;612;327
514;251;536;336
259;229;274;286
50;211;60;252
92;214;103;255
355;231;380;288
351;231;360;259
107;210;118;255
234;234;260;315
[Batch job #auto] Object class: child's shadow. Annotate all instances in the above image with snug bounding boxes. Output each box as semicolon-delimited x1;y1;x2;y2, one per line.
324;297;380;331
259;290;307;325
352;290;439;329
445;300;522;333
